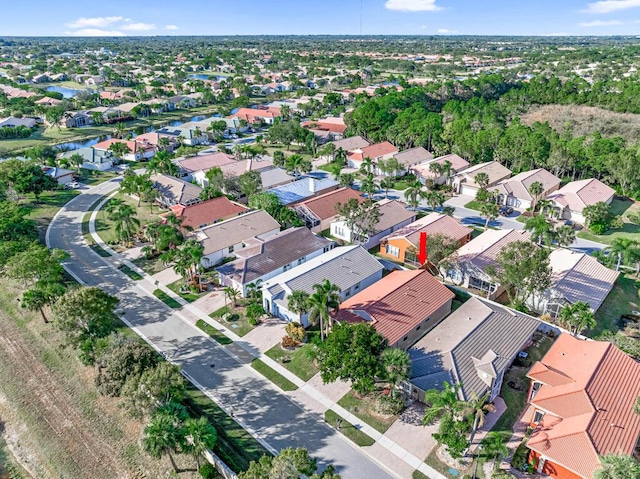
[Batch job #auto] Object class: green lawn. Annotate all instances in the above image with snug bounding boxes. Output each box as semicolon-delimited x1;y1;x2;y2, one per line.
324;410;375;447
464;200;484;211
131;255;167;275
577;198;640;245
491;333;554;440
166;279;207;303
593;275;639;336
265;343;319;382
95;193;160;245
24;189;80;242
153;289;182;309
183;383;271;473
250;359;298;391
78;169;119;186
392;179;413;191
210;305;254;337
195;319;233;345
337;390;398;434
117;264;143;280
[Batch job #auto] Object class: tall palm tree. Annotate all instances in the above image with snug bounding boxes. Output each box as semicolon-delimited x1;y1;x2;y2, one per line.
287;290;310;317
422;381;465;426
328;161;342;181
474;172;490;189
524;215;555;246
441;159;453;184
380;177;395;199
284;154;311;178
528;181;544;212
223;286;240;309
158;136;171;151
68;153;84;172
183;417;217;470
334;147;347;166
555;225;576;247
360;174;379;198
425;190;445;211
142;411;183;473
606;237;640;272
246;280;263;303
112;204;140;244
479;202;499;231
104;198;124;219
113;122;128;139
382;348;411;395
404;180;425;210
308;280;340;341
359;157;375;176
482;433;509;470
558;301;596;336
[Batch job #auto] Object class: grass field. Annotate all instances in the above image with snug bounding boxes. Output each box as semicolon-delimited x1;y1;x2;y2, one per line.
23;189;80;242
324;410;375;447
265;342;319;382
337;391;398;434
117;264;143;280
593;275;639;336
250;359;298;391
210;305;254;337
153;289;182;308
95;193;159;245
195;319;233;345
577;198;640;245
166;279;207;303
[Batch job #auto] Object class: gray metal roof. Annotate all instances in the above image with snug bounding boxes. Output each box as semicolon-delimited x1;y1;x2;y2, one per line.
268;176;339;205
215;227;333;285
410;297;540;400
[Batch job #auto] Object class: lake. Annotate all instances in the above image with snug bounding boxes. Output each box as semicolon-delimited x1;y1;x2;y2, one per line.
46;85;84;98
187;73;228;81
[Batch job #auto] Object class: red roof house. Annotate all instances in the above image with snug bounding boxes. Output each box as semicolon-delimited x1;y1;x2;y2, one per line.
167;196;249;231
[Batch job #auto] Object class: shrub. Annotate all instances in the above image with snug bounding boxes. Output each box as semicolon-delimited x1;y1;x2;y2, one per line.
511;441;529;471
281;336;298;349
199;462;217;478
246;303;265;322
285;322;306;342
248;317;259;326
374;394;404;415
589;221;608;235
610;215;624;229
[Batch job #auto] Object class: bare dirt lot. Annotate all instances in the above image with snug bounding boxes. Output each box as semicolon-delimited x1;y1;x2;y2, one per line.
520;104;640;144
0;279;202;479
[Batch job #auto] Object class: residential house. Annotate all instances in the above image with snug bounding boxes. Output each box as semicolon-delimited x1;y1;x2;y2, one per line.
216;227;334;297
0;116;36;128
174;152;236;182
301;117;347;142
447;229;531;300
155;126;206;146
392;147;434;176
151;174;203;207
168;95;196;109
525;334;640;479
262;245;384;326
32;73;51;83
135;132;178;152
258;167;297;191
167;196;248;231
527;249;619;317
379;213;473;266
268;176;340;206
408;297;540;402
347;141;399;170
547;178;616;224
59;147;114;171
330;199;416;250
411;154;470;185
294;187;364;233
334;270;454;349
451;161;512;197
63;111;93;128
195;209;281;267
84;76;104;86
35;96;63;107
93;139;156;162
42;166;75;185
329;135;371;155
494;168;561;209
231;106;281;125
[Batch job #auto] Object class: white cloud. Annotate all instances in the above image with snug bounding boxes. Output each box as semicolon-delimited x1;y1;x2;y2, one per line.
66;16;124;28
437;28;458;33
584;0;640;13
165;24;180;30
385;0;441;12
66;28;126;37
579;19;623;26
121;22;156;31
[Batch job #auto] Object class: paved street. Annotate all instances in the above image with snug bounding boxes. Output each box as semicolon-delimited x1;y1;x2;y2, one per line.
47;179;396;479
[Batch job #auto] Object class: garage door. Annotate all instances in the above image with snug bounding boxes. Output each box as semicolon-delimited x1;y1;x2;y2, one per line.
460;186;477;197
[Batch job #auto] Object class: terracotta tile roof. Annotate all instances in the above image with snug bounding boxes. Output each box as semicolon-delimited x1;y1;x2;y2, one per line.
495;168;561;201
348;141;398;161
382;213;472;247
170;197;248;230
175;152;235;174
548;178;616;213
302;118;347;134
526;334;640;479
296;188;364;221
93;138;138;152
230;107;282;123
334;270;454;345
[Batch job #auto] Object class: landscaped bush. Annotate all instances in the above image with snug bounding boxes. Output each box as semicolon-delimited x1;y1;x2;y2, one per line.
511;441;530;471
281;336;298;349
374;394;404;415
199;462;217;478
285;322;306;342
246;303;264;323
589;221;608;234
610;215;624;229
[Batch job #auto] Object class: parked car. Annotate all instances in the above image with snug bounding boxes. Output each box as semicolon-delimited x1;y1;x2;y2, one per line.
500;206;514;216
65;181;80;189
564;220;583;230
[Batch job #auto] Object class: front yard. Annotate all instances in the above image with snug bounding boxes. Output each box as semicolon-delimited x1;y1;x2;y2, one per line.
337;390;399;434
577;198;640;245
210;303;255;337
593;275;639;336
95;192;161;245
166;279;207;303
265;341;319;382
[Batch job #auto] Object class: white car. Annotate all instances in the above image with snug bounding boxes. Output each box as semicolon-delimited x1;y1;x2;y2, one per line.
65;182;80;189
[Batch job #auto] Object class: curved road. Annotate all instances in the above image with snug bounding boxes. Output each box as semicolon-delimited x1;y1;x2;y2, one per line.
47;179;396;479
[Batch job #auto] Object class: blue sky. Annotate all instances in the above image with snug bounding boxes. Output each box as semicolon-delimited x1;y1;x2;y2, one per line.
2;0;640;36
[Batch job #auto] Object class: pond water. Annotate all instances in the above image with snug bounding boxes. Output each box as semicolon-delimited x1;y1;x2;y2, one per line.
187;73;228;81
46;85;84;98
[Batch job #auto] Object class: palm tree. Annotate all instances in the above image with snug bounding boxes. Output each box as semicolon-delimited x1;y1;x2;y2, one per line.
425;190;445;211
68;153;84;172
555;225;576;247
380;177;395;199
113;122;127;139
479;202;499;231
21;281;66;323
223;286;240;309
461;392;492;437
328;162;342;181
558;301;596;336
422;381;465;426
287;290;310;317
359;157;375;176
284;154;311;178
158;136;171;151
404;180;425;210
183;417;217;470
246;280;263;303
474;172;490;189
308;280;340;341
112;204;140;244
594;454;640;479
528;181;544;212
482;433;508;470
142;411;183;473
428;161;444;179
104;197;124;220
441;160;453;183
382;348;411;395
334;146;347;166
360;174;379;197
524;215;554;246
605;237;640;272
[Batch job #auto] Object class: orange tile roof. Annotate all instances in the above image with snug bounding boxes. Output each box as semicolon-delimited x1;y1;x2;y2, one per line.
170;196;248;230
334;269;454;345
347;141;398;161
526;334;640;478
297;187;364;220
382;213;472;247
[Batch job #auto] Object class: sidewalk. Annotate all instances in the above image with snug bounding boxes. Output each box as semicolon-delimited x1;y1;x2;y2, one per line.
88;196;446;479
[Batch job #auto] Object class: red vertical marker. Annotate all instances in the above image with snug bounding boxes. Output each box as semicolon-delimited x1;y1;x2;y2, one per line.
417;231;428;265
